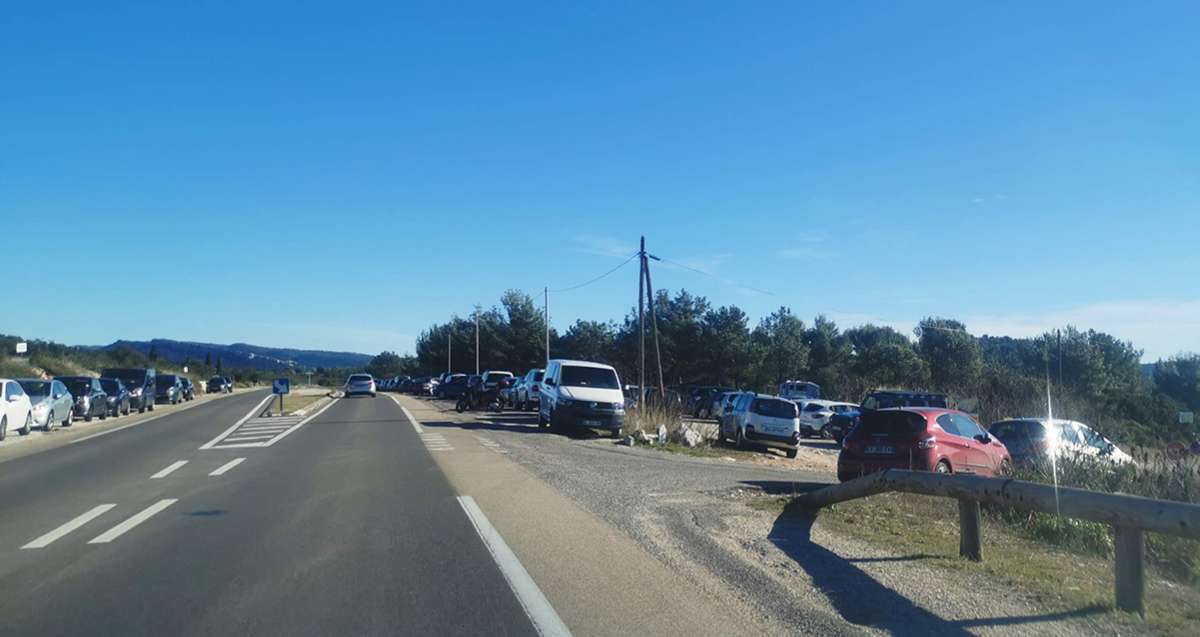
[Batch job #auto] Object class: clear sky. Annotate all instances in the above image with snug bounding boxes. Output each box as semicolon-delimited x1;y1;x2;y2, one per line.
4;2;1198;360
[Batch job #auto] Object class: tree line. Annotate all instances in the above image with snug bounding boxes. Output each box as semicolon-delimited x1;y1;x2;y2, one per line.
372;289;1200;448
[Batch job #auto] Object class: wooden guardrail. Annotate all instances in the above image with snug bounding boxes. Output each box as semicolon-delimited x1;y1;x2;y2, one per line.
794;469;1200;617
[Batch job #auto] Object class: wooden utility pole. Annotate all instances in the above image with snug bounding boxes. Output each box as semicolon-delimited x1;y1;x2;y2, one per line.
643;249;665;397
638;238;645;404
447;331;451;374
544;287;550;366
475;308;480;375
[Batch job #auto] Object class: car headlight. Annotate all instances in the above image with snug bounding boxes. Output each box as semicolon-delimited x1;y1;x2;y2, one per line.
130;388;141;397
33;402;48;413
612;402;624;411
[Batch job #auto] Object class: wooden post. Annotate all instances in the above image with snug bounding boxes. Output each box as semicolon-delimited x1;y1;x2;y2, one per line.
958;498;982;562
1114;525;1145;616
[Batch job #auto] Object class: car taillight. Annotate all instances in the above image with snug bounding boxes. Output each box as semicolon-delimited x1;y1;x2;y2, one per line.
917;437;937;450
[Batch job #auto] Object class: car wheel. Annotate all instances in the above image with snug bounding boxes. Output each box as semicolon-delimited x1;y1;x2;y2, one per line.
735;426;747;450
935;460;952;474
85;408;93;422
820;426;832;440
63;409;73;427
123;405;130;416
611;428;622;439
1;415;7;441
537;409;548;428
19;412;32;435
786;447;798;459
148;402;154;411
100;406;108;420
44;410;54;432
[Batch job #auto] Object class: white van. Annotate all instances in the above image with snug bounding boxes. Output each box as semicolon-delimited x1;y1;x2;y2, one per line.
716;392;801;458
538;359;625;438
779;380;820;401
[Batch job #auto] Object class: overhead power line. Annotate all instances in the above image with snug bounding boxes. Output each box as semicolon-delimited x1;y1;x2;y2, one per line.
654;257;776;297
549;252;639;293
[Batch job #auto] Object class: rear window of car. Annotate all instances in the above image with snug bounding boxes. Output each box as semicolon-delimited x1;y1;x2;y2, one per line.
349;375;372;382
989;420;1046;444
752;398;797;419
561;366;619;389
159;375;177;385
858;410;927;436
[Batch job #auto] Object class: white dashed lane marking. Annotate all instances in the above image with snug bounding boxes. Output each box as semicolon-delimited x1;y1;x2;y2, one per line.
209;457;246;476
149;460;188;479
88;499;177;544
21;504;116;549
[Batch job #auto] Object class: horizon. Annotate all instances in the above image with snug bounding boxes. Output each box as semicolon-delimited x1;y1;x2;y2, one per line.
5;2;1198;362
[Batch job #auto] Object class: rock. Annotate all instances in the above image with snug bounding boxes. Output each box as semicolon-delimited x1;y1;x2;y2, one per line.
619;435;635;446
682;428;702;448
657;424;668;445
634;430;653;445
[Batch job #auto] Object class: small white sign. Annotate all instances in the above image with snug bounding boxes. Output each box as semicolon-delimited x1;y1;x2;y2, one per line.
1179;411;1194;425
15;342;27;354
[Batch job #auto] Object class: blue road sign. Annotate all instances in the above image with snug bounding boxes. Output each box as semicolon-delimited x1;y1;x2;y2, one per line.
273;378;290;395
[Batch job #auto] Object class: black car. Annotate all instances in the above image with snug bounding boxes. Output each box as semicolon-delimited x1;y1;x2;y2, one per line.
436;374;470;399
830;390;950;445
156;375;184;404
180;377;195;401
98;378;131;417
688;386;735;418
56;376;109;422
102;368;157;413
207;376;231;393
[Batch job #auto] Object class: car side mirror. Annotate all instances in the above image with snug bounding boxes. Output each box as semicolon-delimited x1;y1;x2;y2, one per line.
544;379;555;387
8;395;20;402
975;434;991;444
53;393;62;399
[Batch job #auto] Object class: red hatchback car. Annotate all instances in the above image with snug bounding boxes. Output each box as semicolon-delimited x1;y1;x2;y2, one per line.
837;407;1012;482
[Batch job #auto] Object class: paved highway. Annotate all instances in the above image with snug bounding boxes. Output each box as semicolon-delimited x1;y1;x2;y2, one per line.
0;391;540;636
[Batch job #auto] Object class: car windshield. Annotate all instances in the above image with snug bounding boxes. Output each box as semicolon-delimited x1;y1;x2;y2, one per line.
63;380;91;395
20;380;51;397
561;366;619;389
99;380;120;393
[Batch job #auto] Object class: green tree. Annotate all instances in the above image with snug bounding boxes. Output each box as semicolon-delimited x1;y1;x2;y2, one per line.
366;351;411;378
1154;353;1200;410
804;315;852;398
556;320;617;367
205;352;212;366
845;324;929;392
699;305;755;386
915;317;982;393
148;343;158;362
751;307;809;389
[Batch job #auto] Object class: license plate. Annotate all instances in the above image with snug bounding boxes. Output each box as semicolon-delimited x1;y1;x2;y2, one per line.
865;445;894;454
582;419;601;427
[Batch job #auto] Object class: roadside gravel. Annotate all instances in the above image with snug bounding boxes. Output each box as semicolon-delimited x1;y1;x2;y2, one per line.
414;397;1137;636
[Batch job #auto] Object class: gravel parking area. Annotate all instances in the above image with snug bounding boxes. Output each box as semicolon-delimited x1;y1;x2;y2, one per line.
409;396;1140;636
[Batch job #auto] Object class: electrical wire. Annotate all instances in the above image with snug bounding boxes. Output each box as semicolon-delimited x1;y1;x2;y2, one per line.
654;257;776;297
549;252;639;293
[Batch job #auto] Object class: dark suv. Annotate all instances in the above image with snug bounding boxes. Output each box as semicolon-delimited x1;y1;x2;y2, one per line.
101;368;157;413
829;390;950;445
56;376;109;422
156;375;184;404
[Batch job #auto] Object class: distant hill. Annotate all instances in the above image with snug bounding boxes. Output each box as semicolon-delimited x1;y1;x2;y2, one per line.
103;339;371;371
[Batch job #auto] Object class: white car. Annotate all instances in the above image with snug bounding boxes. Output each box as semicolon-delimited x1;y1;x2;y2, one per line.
515;368;544;411
1;378;35;440
538;360;624;437
795;399;859;438
988;418;1135;467
716;392;800;458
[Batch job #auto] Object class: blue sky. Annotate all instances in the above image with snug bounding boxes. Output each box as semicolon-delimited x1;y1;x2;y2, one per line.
4;2;1198;360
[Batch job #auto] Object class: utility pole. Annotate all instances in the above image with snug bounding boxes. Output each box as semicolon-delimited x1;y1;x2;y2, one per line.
475;308;480;375
544;287;550;366
638;237;646;405
1057;329;1063;389
643;250;665;397
447;331;452;374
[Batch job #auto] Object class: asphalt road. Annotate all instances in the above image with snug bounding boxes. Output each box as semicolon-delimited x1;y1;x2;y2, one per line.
0;391;537;636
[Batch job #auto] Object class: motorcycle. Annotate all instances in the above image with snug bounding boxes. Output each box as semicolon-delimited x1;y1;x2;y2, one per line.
455;388;503;414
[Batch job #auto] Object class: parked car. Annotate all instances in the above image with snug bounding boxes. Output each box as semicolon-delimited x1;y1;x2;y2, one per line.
795;399;859;438
988;418;1134;468
345;373;377;397
17;379;73;431
710;391;742;421
498;377;518;406
98;377;131;417
155;374;184;404
688;386;735;418
716;392;801;458
207;376;231;393
57;376;109;422
408;376;436;395
539;359;625;438
435;374;469;399
481;371;514;392
779;380;821;401
515;368;544;411
1;378;35;439
825;408;861;445
831;390;951;444
838;407;1012;482
180;377;195;401
102;367;156;412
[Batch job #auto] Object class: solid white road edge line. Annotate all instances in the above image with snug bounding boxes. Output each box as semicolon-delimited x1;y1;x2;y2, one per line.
209;457;246;476
199;394;276;450
387;395;424;434
21;504;117;549
457;496;572;637
261;396;340;447
149;460;188;479
88;499;178;544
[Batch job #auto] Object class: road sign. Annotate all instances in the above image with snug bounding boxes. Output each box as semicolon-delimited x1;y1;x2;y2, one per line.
273;378;290;395
15;342;27;355
1179;412;1194;425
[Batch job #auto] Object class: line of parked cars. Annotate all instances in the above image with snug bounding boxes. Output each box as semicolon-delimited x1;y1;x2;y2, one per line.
0;367;201;440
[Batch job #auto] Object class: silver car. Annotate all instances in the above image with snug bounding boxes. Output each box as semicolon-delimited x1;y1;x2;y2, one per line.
345;374;377;397
18;379;74;431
